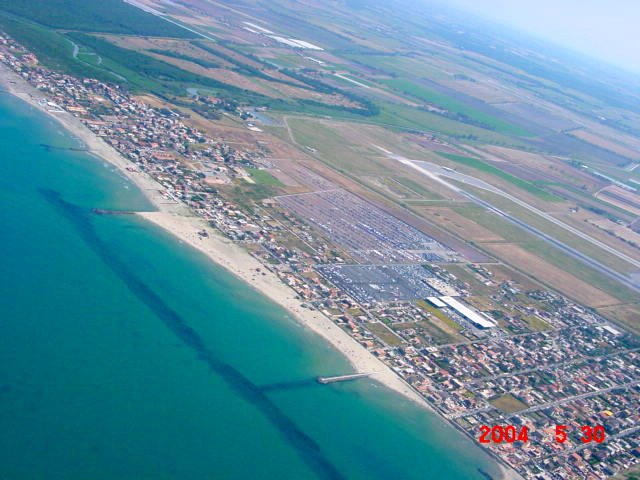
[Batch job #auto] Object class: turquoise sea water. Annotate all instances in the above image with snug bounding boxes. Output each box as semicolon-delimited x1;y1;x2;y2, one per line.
0;93;499;480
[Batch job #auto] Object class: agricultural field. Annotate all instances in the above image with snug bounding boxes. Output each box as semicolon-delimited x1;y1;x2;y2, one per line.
382;78;532;137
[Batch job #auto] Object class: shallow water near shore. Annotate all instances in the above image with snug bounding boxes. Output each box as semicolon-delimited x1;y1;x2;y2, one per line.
0;93;500;479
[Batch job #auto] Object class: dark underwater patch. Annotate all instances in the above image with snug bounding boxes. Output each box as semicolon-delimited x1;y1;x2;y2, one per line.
40;188;345;480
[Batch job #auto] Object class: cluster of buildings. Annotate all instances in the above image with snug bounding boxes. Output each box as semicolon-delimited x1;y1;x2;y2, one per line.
2;31;639;479
0;34;263;212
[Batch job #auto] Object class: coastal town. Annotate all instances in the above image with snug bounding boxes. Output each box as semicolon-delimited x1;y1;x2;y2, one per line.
2;30;639;480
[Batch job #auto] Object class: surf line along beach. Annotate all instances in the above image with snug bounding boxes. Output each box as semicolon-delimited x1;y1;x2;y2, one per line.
0;61;425;406
0;60;524;480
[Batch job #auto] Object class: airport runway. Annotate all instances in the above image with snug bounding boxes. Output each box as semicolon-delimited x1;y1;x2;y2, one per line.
377;146;640;294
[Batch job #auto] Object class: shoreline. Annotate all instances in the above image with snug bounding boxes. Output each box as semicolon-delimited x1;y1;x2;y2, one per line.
0;63;521;480
0;64;428;404
0;65;425;404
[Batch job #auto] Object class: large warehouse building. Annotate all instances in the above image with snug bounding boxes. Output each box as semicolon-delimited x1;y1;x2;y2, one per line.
440;296;497;329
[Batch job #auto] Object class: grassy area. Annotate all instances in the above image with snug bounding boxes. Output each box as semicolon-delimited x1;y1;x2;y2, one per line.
521;240;639;304
374;100;528;146
76;51;100;66
489;394;528;414
441;264;493;295
597;304;640;336
345;53;427;78
450;192;639;306
439;152;561;202
245;168;283;186
452;205;534;243
469;187;637;276
613;462;640;479
367;322;403;347
0;12;381;118
417;300;463;332
219;183;280;210
393;176;442;199
0;12;125;84
522;315;552;332
67;33;250;96
287;118;388;176
383;78;532;137
193;41;292;85
539;179;635;221
455;202;639;305
148;48;220;69
392;320;456;345
0;13;190;93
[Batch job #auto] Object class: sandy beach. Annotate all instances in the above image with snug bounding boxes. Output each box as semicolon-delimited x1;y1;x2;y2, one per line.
1;63;522;480
0;62;425;404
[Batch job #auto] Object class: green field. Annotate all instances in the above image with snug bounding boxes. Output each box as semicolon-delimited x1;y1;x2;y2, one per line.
0;9;381;117
452;205;537;243
367;322;403;347
0;12;134;85
374;100;529;146
452;200;639;306
393;176;443;199
614;464;640;480
383;78;532;137
148;48;220;69
441;264;493;296
520;240;638;304
468;186;637;275
416;300;463;332
522;315;552;332
246;168;283;186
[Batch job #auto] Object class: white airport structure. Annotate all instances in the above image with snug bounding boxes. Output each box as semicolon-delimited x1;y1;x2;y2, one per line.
426;296;447;308
440;296;497;329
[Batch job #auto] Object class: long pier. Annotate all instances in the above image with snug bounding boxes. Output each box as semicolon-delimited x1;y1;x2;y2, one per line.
316;372;375;384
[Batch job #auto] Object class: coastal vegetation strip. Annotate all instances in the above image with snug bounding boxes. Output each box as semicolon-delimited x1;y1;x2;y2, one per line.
0;0;195;37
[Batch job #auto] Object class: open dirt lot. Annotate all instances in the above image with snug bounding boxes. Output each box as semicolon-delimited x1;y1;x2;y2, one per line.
486;264;543;291
483;243;619;308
